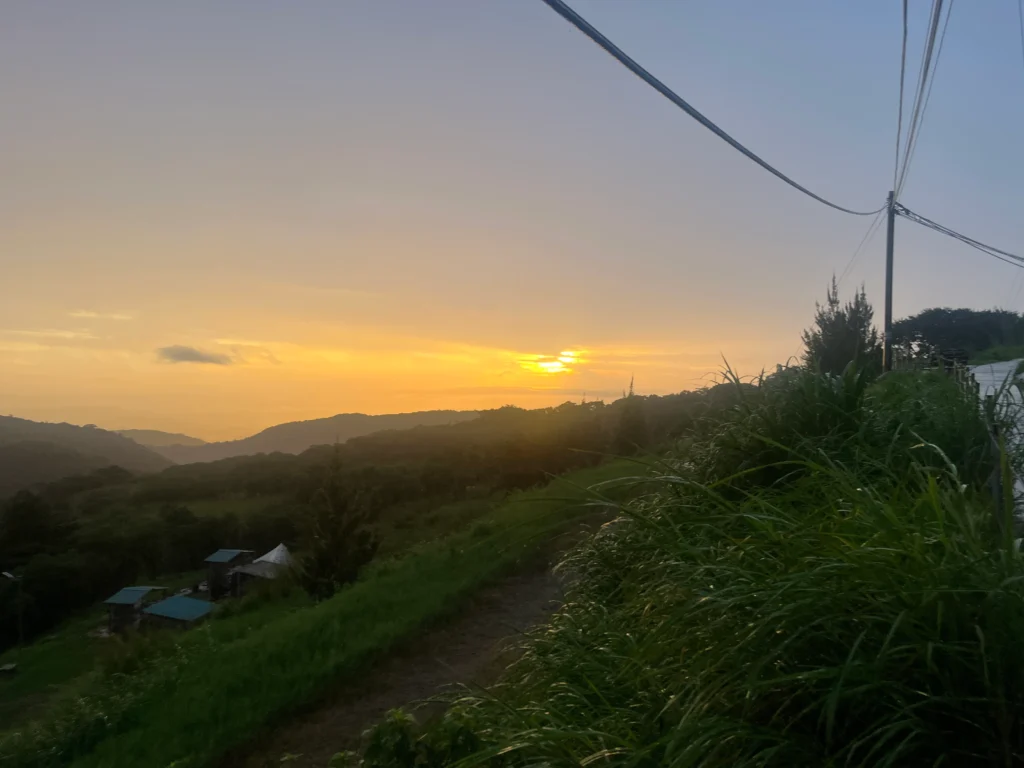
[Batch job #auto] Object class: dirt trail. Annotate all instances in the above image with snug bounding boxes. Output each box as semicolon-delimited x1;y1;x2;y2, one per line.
224;567;564;768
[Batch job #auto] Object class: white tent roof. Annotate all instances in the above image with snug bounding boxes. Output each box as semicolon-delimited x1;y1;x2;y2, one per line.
254;543;292;566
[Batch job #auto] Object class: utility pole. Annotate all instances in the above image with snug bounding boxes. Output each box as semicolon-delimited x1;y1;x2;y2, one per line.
883;190;896;371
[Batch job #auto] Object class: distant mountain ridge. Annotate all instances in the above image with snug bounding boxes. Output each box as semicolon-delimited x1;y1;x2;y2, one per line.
117;429;207;447
0;416;172;498
152;410;480;464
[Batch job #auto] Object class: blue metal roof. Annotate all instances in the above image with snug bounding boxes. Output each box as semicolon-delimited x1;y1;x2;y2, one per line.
204;548;252;564
104;586;162;606
143;595;213;623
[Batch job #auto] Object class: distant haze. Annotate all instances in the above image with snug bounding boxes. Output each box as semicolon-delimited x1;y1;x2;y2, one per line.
153;410;479;464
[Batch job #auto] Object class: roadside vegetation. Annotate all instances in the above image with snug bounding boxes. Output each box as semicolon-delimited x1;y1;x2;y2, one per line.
339;284;1024;766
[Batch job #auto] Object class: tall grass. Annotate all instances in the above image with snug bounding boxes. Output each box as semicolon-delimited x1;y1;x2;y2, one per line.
345;366;1024;766
0;460;643;768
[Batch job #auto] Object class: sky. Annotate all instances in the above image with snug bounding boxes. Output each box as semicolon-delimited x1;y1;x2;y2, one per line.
3;1;1024;441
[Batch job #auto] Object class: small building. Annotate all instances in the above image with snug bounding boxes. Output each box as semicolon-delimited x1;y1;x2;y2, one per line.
204;549;254;600
142;594;214;629
230;543;293;596
103;586;165;633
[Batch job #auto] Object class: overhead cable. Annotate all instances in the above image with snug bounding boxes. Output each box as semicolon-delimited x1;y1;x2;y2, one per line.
538;0;885;217
896;0;954;198
838;210;887;288
1019;0;1024;78
895;0;941;195
896;204;1024;269
894;0;909;190
899;0;954;197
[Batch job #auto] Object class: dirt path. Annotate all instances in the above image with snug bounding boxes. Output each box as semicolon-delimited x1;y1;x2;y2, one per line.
224;567;564;768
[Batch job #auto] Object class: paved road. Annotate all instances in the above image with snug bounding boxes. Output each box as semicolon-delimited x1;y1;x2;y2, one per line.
971;359;1023;402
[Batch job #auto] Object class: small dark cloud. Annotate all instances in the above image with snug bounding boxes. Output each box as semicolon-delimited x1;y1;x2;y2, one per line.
157;345;232;365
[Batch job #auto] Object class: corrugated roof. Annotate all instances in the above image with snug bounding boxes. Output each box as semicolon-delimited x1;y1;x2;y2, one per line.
143;595;213;622
254;543;292;567
104;586;163;606
204;548;252;564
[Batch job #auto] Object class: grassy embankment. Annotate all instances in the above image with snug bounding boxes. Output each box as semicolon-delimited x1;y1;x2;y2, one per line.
343;368;1024;767
0;569;207;729
0;458;645;768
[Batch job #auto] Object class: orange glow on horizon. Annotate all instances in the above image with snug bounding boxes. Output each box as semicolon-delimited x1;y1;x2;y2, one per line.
518;349;584;375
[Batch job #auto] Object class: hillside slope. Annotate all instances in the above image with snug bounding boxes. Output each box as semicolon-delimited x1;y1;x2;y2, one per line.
0;416;170;477
116;429;207;447
0;441;115;499
155;410;479;463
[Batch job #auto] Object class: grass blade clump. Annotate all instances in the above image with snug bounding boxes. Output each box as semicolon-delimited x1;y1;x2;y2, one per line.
346;366;1024;767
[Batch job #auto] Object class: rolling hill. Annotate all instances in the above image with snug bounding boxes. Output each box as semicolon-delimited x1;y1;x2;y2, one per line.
0;416;172;498
151;410;480;464
116;429;207;447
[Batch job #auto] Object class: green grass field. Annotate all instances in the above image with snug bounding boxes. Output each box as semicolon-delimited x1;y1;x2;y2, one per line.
0;458;645;768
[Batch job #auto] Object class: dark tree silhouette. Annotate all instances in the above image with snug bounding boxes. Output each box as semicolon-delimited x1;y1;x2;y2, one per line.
295;446;379;600
802;277;882;377
613;377;649;456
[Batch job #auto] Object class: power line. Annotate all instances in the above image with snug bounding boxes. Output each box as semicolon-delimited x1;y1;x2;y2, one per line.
898;0;954;198
1019;0;1024;75
894;0;909;190
895;0;954;198
838;210;887;288
895;0;941;195
896;204;1024;269
538;0;885;217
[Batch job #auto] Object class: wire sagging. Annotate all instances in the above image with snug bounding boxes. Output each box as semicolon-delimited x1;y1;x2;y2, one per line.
538;0;885;217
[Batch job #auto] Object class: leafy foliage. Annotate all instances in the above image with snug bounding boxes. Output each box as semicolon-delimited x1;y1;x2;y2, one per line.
296;448;380;600
801;277;881;376
893;306;1024;360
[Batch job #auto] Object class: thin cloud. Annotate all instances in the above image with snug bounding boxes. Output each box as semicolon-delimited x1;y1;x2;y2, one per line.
69;310;132;321
4;329;96;340
157;345;232;365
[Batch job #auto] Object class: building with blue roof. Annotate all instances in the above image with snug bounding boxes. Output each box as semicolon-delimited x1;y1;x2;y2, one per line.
204;548;252;564
103;586;165;632
143;595;214;628
204;548;254;599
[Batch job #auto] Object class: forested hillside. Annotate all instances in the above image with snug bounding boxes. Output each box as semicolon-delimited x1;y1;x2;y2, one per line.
116;429;206;447
152;410;480;463
0;417;170;497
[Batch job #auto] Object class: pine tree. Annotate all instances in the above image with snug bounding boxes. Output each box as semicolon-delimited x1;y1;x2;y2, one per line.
802;277;882;377
613;376;649;455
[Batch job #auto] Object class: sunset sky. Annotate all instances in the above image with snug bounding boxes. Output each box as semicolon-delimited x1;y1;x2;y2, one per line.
4;1;1024;440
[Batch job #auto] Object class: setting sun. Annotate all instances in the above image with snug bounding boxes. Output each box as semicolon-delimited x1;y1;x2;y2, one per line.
517;349;584;375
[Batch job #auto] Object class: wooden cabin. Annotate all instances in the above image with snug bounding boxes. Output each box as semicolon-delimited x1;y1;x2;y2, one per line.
103;586;165;633
204;549;254;600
